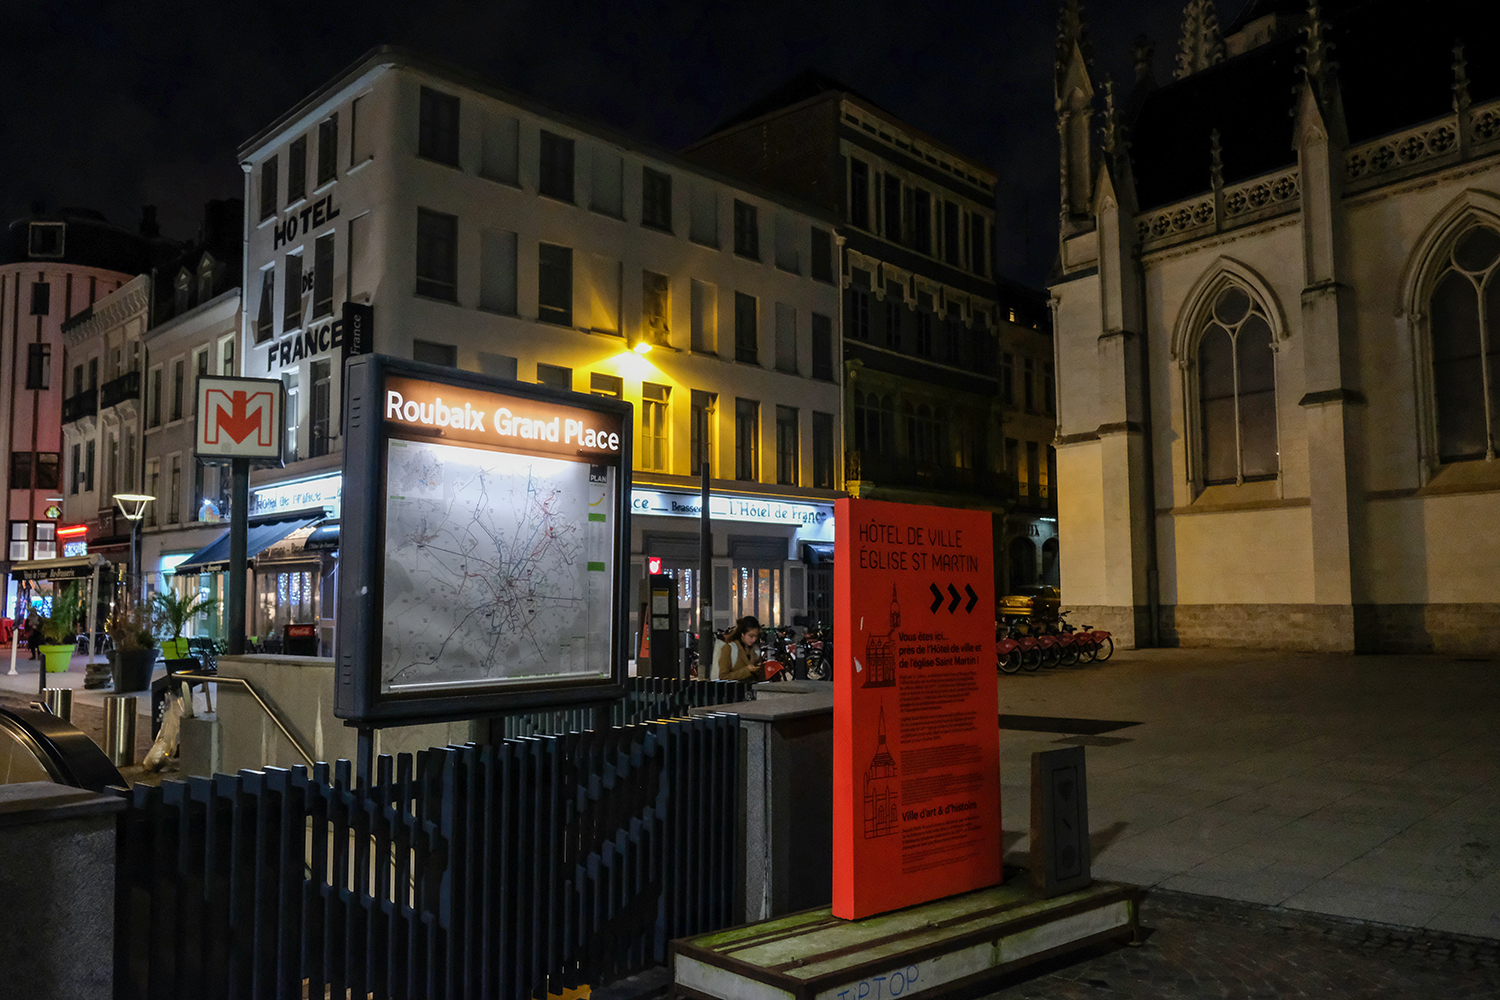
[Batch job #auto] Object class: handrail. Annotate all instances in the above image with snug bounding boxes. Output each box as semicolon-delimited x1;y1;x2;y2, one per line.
172;672;315;768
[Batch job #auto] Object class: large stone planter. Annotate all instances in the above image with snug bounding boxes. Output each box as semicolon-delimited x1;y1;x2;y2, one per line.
39;644;74;674
111;647;159;693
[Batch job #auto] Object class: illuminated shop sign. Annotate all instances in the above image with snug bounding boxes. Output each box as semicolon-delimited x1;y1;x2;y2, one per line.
630;489;830;527
251;474;343;518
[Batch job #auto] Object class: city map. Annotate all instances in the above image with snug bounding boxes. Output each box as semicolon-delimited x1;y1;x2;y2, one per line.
380;437;615;692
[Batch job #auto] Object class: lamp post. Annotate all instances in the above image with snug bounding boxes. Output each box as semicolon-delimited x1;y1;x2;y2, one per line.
113;493;155;603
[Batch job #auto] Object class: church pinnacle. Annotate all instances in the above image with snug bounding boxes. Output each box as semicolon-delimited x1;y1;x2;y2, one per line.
1174;0;1225;80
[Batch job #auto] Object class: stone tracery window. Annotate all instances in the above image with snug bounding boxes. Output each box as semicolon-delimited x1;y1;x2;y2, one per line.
1429;224;1500;462
1197;284;1277;484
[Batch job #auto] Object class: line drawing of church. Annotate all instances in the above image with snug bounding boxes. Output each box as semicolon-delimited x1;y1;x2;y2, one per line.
863;703;898;839
862;585;900;688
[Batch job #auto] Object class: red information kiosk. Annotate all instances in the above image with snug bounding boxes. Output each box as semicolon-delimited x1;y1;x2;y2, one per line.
832;498;1001;919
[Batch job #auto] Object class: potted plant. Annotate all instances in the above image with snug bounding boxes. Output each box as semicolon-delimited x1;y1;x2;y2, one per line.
107;594;160;692
153;588;220;660
35;582;82;674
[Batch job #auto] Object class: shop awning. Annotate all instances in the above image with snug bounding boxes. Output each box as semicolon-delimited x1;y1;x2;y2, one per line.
9;553;113;582
303;520;340;552
174;516;322;573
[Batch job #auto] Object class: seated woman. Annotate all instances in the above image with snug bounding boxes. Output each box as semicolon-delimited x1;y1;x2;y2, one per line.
715;616;766;682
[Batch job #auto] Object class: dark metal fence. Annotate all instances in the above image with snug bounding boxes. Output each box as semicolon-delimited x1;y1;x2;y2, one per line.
114;713;741;1000
498;677;753;739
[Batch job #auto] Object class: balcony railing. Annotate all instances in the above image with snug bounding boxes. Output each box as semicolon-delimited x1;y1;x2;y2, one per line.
845;450;1060;513
61;390;98;424
100;370;141;409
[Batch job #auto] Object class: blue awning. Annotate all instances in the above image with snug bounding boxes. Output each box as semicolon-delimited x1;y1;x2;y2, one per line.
174;516;322;573
303;520;340;552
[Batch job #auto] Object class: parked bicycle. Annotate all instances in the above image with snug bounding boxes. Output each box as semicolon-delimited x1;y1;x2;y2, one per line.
801;622;833;682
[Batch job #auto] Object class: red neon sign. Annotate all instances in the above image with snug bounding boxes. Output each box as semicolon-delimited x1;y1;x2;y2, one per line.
56;524;89;538
647;556;662;575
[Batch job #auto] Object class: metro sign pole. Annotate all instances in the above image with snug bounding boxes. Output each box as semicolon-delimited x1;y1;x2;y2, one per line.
195;376;285;655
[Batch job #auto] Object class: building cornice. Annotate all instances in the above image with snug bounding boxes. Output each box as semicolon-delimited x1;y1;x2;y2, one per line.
62;273;150;348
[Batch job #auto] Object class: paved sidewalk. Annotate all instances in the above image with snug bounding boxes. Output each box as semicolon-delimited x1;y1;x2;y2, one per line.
997;648;1500;940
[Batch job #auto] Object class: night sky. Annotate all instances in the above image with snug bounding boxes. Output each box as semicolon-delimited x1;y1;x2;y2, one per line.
2;0;1191;287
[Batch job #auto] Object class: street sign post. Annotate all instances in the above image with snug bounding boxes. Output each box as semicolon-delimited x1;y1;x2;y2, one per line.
195;375;285;654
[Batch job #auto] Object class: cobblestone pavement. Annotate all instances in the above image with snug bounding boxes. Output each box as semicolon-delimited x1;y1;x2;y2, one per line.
971;890;1500;1000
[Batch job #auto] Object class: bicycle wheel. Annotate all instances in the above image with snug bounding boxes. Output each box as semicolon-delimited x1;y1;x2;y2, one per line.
1058;640;1080;667
1093;636;1114;662
999;649;1021;674
1039;642;1061;668
1077;637;1097;663
1020;646;1041;671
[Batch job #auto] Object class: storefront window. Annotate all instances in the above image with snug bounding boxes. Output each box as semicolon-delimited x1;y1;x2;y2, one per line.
256;568;318;638
731;566;781;626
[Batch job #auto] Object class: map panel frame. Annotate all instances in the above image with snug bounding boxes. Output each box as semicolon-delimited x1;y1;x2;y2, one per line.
336;354;631;725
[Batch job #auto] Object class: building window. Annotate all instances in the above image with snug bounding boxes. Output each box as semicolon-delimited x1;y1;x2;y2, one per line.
734;292;758;363
1430;224;1500;462
642;271;670;346
480;228;519;315
943;305;962;364
149;367;162;427
256;266;275;342
589;373;622;399
811;312;834;381
311;359;332;457
691;390;716;475
69;443;81;494
1000;352;1015;405
885;282;903;349
28;221;65;258
642;167;672;231
145;461;159;526
85;440;96;492
642;383;669;472
37;453;59;491
9;523;28;562
812;411;835;488
287;135;307;204
538;243;573;326
775;302;797;374
9;453;31;489
883;176;902;244
776;406;799;486
591;149;623;216
30;281;49;315
811;228;834;283
1044;362;1056;416
537;363;571;390
221;334;235;375
25;343;50;389
1198;284;1277;484
169;454;182;523
690;182;718;246
539;131;575;202
733;199;759;259
413;340;456;367
171;359;185;421
88;357;99;390
853;391;895;458
284;253;303;329
33;522;56;560
312;232;335;317
415;209;458;302
970;215;987;275
735;398;759;481
915;295;934;356
943;201;961;264
418;87;460;166
913;190;932;255
174;269;191;314
850;159;870;229
259;155;278;221
480;353;518;379
690;279;717;353
351;93;373;165
283;371;299;462
851;285;871;341
317;114;338;186
1023;358;1036;412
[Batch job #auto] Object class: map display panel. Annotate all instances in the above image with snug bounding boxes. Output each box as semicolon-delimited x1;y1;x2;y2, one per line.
381;438;616;693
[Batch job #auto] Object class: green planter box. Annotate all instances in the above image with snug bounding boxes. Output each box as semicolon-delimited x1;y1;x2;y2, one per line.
39;644;74;673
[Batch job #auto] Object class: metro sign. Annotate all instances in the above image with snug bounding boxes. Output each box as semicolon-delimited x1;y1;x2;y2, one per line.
195;375;284;459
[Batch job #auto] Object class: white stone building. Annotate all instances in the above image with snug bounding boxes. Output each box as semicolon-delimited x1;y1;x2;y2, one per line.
1050;0;1500;651
233;47;843;645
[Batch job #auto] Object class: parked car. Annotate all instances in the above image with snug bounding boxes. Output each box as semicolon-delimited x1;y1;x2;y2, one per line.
999;585;1060;621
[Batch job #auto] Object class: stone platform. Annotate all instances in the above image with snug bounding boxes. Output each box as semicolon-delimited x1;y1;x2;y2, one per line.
671;879;1139;1000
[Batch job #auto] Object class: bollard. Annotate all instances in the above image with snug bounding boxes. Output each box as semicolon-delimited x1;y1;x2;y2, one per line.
42;687;73;722
104;694;138;767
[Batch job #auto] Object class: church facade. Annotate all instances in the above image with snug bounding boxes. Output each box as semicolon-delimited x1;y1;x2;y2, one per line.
1050;0;1500;651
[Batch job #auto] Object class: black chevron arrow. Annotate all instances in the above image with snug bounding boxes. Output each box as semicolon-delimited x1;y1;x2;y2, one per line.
930;583;944;613
965;584;978;613
947;584;961;613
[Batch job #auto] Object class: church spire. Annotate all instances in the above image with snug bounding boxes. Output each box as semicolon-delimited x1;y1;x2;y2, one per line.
1055;0;1097;224
1298;0;1335;94
1175;0;1225;80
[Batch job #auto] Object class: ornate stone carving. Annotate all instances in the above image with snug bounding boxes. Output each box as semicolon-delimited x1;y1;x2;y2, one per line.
1174;0;1225;80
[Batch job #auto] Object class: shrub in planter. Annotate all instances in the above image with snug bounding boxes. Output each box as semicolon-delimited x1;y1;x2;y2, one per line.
108;595;161;692
153;589;220;661
36;583;82;673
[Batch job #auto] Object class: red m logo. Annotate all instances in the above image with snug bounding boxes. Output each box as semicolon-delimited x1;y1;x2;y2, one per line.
205;389;275;447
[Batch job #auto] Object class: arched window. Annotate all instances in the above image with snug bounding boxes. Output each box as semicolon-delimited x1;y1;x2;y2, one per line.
1429;224;1500;462
1198;285;1277;484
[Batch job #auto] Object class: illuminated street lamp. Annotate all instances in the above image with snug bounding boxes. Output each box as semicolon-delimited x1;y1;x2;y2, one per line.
113;493;155;601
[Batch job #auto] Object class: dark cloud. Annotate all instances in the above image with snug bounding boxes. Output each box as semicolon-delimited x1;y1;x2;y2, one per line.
1;0;1196;285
